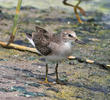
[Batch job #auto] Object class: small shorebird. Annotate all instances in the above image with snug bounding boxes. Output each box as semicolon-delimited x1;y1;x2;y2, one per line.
25;26;84;84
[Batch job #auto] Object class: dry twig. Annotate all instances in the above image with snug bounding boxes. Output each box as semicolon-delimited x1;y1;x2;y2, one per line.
63;0;86;23
0;41;37;54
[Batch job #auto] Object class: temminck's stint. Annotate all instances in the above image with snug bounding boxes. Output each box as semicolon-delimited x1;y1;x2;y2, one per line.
26;26;84;84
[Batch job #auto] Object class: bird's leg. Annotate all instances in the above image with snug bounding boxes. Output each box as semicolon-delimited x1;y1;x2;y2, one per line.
45;63;48;83
39;63;49;84
39;63;54;84
55;62;59;83
55;63;66;85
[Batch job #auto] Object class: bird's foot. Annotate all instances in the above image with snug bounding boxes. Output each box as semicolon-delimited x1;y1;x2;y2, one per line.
39;80;49;84
56;79;67;85
39;79;53;85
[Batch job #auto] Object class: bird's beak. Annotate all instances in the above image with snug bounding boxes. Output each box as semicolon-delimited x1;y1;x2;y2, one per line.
75;38;85;44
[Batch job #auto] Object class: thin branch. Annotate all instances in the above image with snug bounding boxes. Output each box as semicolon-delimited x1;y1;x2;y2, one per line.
74;6;83;23
63;0;86;23
76;0;81;6
77;7;86;16
0;41;38;54
63;0;75;7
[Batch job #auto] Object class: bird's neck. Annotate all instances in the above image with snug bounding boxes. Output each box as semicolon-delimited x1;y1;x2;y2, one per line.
63;39;73;45
63;41;72;48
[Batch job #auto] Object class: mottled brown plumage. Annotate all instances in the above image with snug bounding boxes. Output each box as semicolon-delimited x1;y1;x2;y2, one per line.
32;26;52;56
25;26;84;84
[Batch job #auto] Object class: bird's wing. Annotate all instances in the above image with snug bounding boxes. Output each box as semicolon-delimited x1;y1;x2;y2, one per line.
32;26;52;56
48;42;60;54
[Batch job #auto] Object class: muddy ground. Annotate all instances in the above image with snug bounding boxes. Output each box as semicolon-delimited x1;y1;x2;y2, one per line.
0;0;110;100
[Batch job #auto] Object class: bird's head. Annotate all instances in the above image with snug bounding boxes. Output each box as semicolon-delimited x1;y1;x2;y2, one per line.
62;30;85;44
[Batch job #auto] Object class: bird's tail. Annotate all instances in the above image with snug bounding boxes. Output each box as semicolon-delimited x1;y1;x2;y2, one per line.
25;33;35;47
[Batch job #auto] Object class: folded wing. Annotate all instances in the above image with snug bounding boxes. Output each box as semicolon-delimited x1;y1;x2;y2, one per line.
32;26;52;56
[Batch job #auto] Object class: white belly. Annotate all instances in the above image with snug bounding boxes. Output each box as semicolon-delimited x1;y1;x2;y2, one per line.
46;42;72;62
46;55;65;62
58;42;72;56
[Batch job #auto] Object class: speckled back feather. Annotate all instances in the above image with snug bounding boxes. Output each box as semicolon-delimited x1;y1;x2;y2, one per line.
32;26;52;56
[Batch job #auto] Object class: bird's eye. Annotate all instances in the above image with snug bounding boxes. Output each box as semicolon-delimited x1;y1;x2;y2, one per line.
68;34;73;37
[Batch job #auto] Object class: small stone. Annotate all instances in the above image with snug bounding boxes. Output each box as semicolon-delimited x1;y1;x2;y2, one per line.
47;87;59;93
25;82;40;87
27;57;36;61
0;58;8;61
10;86;26;93
69;61;75;65
67;21;70;24
21;91;46;97
0;88;10;92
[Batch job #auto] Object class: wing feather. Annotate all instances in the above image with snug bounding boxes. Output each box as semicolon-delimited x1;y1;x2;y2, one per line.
32;26;52;56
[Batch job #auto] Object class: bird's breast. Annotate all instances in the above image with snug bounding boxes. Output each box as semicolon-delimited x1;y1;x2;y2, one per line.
58;42;72;56
46;42;72;62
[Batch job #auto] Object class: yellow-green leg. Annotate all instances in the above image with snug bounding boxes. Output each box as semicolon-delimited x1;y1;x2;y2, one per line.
40;63;51;84
55;63;59;83
39;63;54;84
44;63;48;83
55;63;66;84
